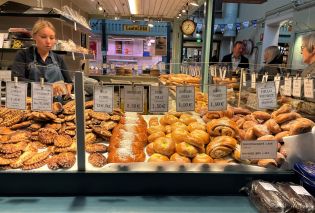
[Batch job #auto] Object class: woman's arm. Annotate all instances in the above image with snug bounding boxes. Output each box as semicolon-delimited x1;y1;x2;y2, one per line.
11;49;29;81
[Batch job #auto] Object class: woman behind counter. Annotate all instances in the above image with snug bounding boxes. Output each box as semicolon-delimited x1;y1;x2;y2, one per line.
12;19;72;96
258;46;282;81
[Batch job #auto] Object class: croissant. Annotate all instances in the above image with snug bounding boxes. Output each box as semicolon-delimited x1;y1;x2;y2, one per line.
149;117;159;127
206;136;237;159
253;125;270;137
275;112;299;124
289;120;314;135
187;122;206;132
252;111;271;121
236;118;246;129
223;106;235;118
243;120;258;131
206;118;239;137
159;114;179;125
265;119;282;134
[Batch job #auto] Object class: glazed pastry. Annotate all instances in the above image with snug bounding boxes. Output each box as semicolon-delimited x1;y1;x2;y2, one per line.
244;128;256;140
289;120;314;135
146;143;155;156
147;125;166;135
252;111;271;121
232;144;251;164
159;114;179;125
187;122;206;132
147;131;165;143
257;135;276;141
275;112;299;124
171;122;189;132
206;136;237;159
243;120;258;131
253;125;270;137
280;119;298;131
165;125;172;134
271;103;292;118
192;153;213;163
149;116;159;127
179;114;197;125
171;129;189;144
265;119;282;134
153;137;175;157
184;134;205;151
206;118;239;137
170;153;191;163
189;130;209;145
176;142;198;158
148;153;169;162
236;118;246;129
223;106;234;118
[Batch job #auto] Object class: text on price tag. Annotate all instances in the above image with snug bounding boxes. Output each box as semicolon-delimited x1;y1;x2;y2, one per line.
256;81;277;109
292;77;302;97
124;85;144;112
31;83;53;112
284;77;292;96
176;86;195;112
93;85;114;113
240;140;278;160
149;86;168;113
251;73;256;89
208;85;227;111
0;70;11;82
5;81;27;110
304;78;314;99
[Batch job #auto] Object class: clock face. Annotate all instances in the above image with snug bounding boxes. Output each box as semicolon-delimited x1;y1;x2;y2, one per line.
181;20;196;35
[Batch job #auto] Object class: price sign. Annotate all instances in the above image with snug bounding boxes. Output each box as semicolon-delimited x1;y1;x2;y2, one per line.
242;71;247;86
209;66;215;77
5;81;27;110
208;85;227;111
149;86;168;113
31;83;53;112
240;140;277;160
0;70;11;82
124;85;144;112
176;86;195;112
304;78;314;99
251;73;256;89
274;75;281;94
110;64;115;70
284;77;292;96
256;81;277;109
292;77;302;97
93;85;114;113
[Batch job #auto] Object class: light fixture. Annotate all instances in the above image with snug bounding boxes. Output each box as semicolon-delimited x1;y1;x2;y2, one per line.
179;13;182;17
148;19;154;28
98;6;103;11
128;0;139;15
182;9;186;13
114;16;120;20
189;0;199;6
176;16;179;19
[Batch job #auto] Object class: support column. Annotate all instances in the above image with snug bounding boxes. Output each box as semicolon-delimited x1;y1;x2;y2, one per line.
171;20;182;73
201;0;214;92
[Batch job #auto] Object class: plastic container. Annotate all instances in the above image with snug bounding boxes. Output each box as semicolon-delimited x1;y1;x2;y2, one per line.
294;162;315;196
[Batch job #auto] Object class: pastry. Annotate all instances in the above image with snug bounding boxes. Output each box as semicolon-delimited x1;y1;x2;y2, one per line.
187;122;206;132
170;153;191;163
252;111;271;121
88;153;107;167
192;153;213;163
238;129;246;140
153;137;175;157
271;103;292;118
232;144;251;164
280;119;298;131
265;119;282;134
147;125;166;135
233;107;251;115
149;117;159;127
170;122;189;132
171;129;189;144
257;159;277;168
148;131;165;143
146;143;155;156
275;112;299;124
176;142;198;158
289;120;314;135
179;114;197;125
148;153;169;162
159;114;178;125
165;125;172;134
257;135;276;140
190;130;209;145
236;118;246;129
253;125;270;137
206;118;239;137
206;136;237;159
243;120;258;131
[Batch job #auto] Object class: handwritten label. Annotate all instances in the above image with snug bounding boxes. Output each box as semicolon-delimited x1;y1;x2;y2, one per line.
274;76;281;94
93;85;114;113
124;86;144;112
292;77;302;97
176;86;195;112
284;77;292;96
259;182;278;192
0;70;11;82
149;86;168;113
240;140;277;160
256;82;277;109
5;81;27;110
290;185;312;196
31;83;53;112
304;78;314;99
208;85;227;111
251;73;256;89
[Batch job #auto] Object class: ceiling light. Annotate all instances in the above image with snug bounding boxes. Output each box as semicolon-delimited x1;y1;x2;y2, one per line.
182;9;186;13
176;16;179;19
98;6;103;11
128;0;139;15
179;13;182;17
189;0;199;6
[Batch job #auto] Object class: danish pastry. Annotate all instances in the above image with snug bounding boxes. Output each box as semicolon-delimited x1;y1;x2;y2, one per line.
171;129;189;144
206;118;239;137
148;153;169;162
148;131;165;143
159;114;178;125
179;114;197;125
153;137;175;157
170;153;191;163
187;122;206;132
176;142;198;158
192;153;213;163
190;129;209;145
171;122;188;132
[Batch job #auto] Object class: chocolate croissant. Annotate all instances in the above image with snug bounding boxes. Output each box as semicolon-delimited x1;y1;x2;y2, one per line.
206;118;239;137
206;136;237;159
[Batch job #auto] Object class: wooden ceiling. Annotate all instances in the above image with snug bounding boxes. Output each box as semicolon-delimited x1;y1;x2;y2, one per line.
223;0;267;3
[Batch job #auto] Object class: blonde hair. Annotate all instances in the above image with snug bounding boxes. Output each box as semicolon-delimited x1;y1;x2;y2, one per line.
32;19;56;36
264;46;280;63
302;32;315;53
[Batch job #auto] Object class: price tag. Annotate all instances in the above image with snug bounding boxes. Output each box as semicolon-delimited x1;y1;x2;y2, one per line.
72;52;75;61
5;81;27;110
240;140;277;160
0;70;11;82
110;64;115;70
290;185;312;196
259;182;278;192
219;67;226;79
31;83;53;112
176;86;195;112
274;76;281;94
93;85;114;113
242;71;247;86
209;66;215;77
292;77;302;97
304;78;314;99
208;85;227;111
284;77;292;96
149;86;168;113
251;73;256;89
256;82;277;109
82;53;86;60
124;85;144;112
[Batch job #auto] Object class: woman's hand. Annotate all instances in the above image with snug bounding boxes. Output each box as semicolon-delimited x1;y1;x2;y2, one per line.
52;83;64;96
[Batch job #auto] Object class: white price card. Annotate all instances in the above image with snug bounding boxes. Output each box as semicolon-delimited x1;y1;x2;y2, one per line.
31;83;53;112
208;85;227;111
251;73;256;89
284;77;292;96
5;81;27;110
290;185;312;196
304;78;314;99
124;85;144;112
256;81;277;109
110;64;115;70
242;71;247;86
149;86;169;113
93;85;114;113
292;77;302;97
259;182;278;192
240;140;277;160
176;86;195;112
274;76;281;94
0;70;11;82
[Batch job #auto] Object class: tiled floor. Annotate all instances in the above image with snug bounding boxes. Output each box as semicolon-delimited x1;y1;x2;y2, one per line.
0;196;257;213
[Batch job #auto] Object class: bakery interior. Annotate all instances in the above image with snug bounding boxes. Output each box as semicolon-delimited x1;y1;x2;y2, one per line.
0;0;315;212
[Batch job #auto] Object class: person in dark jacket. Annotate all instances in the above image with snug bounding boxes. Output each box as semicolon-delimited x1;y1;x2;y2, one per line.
258;45;283;81
221;41;249;77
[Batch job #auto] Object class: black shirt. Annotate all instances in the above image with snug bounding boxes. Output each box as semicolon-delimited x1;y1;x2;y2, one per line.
11;46;72;83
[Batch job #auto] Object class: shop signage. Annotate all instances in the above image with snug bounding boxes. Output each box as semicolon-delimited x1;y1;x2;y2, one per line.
124;85;144;112
6;81;27;110
31;83;53;112
208;85;227;111
93;85;114;113
149;86;169;113
256;81;277;109
176;86;195;112
240;140;277;160
304;78;314;99
123;25;150;32
292;77;302;98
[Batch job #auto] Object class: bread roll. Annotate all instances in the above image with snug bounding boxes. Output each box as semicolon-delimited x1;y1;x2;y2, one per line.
153;137;175;157
147;125;166;135
179;114;197;125
170;153;191;163
187;122;206;132
148;153;169;162
160;114;178;125
171;129;189;143
176;142;198;158
148;131;165;143
192;153;214;163
206;136;237;159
